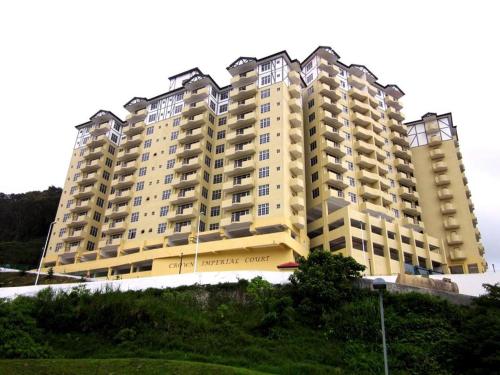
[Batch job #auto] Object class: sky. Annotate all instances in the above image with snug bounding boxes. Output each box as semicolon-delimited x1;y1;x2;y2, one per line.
0;0;498;269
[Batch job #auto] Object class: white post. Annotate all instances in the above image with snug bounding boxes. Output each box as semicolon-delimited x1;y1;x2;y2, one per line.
193;212;203;273
360;221;368;275
35;221;56;286
379;290;389;375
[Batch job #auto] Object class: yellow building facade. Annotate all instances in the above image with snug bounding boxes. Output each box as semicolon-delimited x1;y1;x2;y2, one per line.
43;46;486;278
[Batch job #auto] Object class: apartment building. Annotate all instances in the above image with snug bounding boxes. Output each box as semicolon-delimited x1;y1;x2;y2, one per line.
42;46;486;278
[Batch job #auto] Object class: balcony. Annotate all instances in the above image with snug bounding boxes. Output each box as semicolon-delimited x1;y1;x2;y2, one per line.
176;141;202;158
444;217;460;230
402;201;422;216
398;187;419;202
347;74;365;89
385;95;403;111
426;121;440;133
394;158;414;174
90;123;110;136
357;170;379;184
348;87;369;102
390;132;409;147
224;159;255;177
226;143;256;160
359;201;390;219
105;204;130;219
387;119;407;135
174;157;202;173
220;214;253;231
109;189;132;204
449;248;467;261
73;185;97;199
81;159;102;173
320;83;341;102
319;96;341;115
182;101;207;118
290;195;305;211
351;112;373;127
434;174;451;186
121;133;143;148
180;113;208;131
228;112;256;129
83;146;104;160
355;155;377;169
289;112;303;128
231;70;258;88
290;160;304;175
77;172;98;186
397;172;416;187
288;97;302;113
118;146;140;162
354;139;375;155
318;70;340;87
323;139;346;158
447;233;463;246
373;133;385;148
167;206;198;222
87;134;107;148
288;83;301;99
126;109;147;125
354;126;372;141
432;161;448;173
67;213;91;228
291;215;306;229
112;174;135;190
392;145;411;160
227;127;256;144
290;178;305;192
70;200;92;213
63;228;86;243
441;202;456;214
123;121;145;137
386;107;405;122
99;237;123;251
222;176;254;193
289;143;303;159
171;172;200;188
465;185;471;198
222;195;253;211
350;99;371;115
322;111;343;129
401;217;424;231
325;155;347;173
115;160;138;175
360;185;382;200
478;243;485;256
321;124;344;143
171;189;198;205
326;171;348;189
167;224;192;239
228;97;257;116
428;134;442;147
230;83;258;102
475;228;481;241
183;86;209;105
318;58;340;76
102;220;127;235
178;127;204;144
289;128;303;143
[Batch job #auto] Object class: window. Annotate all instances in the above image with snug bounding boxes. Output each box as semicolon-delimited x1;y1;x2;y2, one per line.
215;144;225;154
130;212;139;222
166;159;175;169
261;62;271;71
136;181;144;191
309;127;316;136
86;241;95;251
308;99;315;109
164;174;173;184
105;158;113;168
169;145;177;154
160;206;169;217
209;114;215;124
214;159;223;168
347;161;354;171
209;223;219;231
218;117;227;126
133;196;142;206
128;229;136;239
89;226;98;237
261;88;270;98
213;174;223;184
260;133;270;144
55;243;63;252
312;188;320;198
157;223;167;234
102;171;110;181
261;75;271;85
146;126;154;135
173;118;181;127
96;197;104;208
260;103;270;113
310;141;317;151
260;118;270;128
258;203;269;216
258;184;269;196
93;212;101;222
259;149;269;161
141;153;149;162
259;167;269;178
348;177;355;187
162;190;171;200
312;171;318;182
171;131;178;140
139;167;147;176
204;155;211;167
346;146;352;156
173;105;182;114
348;192;357;203
392;208;400;218
210;206;220;217
311;156;318;166
144;139;152;148
212;190;221;200
217;130;225;139
308;113;315;123
219;104;228;113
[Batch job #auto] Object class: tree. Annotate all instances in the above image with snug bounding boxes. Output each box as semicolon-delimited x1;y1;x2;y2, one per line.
289;251;365;317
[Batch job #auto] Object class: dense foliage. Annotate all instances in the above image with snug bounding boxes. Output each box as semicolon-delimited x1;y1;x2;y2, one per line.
0;252;498;374
0;186;61;267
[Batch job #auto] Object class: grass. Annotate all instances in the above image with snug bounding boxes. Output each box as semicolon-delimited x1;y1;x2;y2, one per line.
0;272;83;288
0;358;271;375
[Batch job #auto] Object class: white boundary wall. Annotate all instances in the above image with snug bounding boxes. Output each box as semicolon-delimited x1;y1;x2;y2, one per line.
0;270;498;300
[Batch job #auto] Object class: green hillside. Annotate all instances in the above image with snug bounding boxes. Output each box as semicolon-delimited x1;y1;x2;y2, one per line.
0;252;498;374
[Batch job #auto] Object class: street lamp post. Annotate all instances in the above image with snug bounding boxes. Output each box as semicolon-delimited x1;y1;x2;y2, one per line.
35;221;56;286
373;278;389;375
193;211;205;273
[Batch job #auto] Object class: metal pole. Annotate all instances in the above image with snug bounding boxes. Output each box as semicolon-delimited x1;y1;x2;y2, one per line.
379;290;389;375
179;252;183;274
360;221;368;275
193;212;203;273
35;221;56;286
